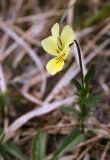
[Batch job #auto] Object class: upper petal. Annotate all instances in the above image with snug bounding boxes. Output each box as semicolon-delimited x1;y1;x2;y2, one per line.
51;23;60;41
63;45;70;59
46;56;64;76
41;36;58;56
61;25;75;48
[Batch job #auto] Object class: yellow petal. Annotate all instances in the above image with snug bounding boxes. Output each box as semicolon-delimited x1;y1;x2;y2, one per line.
41;36;58;56
63;45;69;59
46;56;64;76
61;25;75;48
51;23;59;41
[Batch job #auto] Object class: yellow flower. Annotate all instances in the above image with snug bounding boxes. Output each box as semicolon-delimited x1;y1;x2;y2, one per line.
41;23;75;76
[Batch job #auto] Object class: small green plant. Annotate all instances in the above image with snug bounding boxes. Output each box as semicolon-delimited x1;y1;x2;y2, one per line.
0;129;27;160
41;23;100;160
71;40;100;130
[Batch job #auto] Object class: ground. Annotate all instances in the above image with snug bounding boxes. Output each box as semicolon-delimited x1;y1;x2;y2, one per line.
0;0;110;159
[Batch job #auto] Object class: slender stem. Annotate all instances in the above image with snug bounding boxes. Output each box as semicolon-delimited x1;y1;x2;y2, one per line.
74;40;84;86
79;120;85;133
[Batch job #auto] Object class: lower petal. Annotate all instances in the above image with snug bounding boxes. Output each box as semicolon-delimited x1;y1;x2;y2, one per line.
46;57;64;76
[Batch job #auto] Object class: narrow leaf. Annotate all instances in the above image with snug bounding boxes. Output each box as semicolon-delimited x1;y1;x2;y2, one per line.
72;79;82;90
52;128;85;160
86;95;100;109
0;91;10;108
32;131;48;160
3;142;26;160
0;129;4;144
0;144;9;159
85;64;95;86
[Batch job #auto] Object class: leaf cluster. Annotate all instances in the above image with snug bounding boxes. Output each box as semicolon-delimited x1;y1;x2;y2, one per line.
72;64;100;119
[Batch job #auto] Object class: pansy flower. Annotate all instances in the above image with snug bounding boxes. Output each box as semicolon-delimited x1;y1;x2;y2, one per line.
41;23;75;76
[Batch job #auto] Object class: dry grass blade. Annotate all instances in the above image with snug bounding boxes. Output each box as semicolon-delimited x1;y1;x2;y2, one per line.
0;65;7;92
0;23;43;69
100;142;110;160
0;22;46;96
16;10;63;23
77;146;92;160
0;43;18;62
83;22;110;54
4;96;75;142
21;71;48;104
75;136;102;150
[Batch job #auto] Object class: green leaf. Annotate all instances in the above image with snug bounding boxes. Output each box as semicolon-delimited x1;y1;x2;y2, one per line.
2;142;26;160
0;129;4;144
52;128;85;160
0;91;10;109
32;131;48;160
72;79;82;90
60;106;81;117
85;64;95;86
0;144;8;159
86;95;100;109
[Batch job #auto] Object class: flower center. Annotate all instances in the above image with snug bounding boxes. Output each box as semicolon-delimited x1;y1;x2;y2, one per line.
57;37;63;52
56;54;65;64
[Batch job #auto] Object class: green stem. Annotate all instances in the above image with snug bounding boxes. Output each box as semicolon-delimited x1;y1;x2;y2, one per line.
79;120;84;133
74;40;84;86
